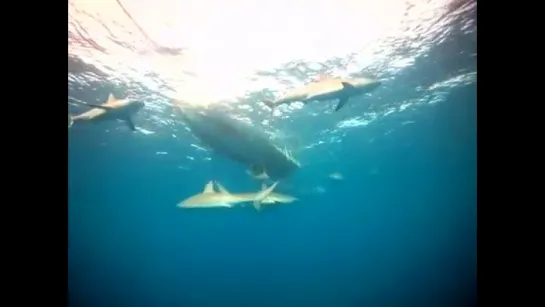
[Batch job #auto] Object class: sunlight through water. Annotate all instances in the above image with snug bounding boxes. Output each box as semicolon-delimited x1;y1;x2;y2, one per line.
69;0;476;159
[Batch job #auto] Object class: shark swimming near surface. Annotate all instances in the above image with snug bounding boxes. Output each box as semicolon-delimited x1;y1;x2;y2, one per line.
177;180;280;210
68;93;145;131
262;76;382;112
172;100;300;180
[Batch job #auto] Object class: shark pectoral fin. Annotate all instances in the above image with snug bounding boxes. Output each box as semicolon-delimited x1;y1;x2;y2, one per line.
336;81;357;111
214;181;231;194
125;117;137;131
253;202;262;211
334;96;349;112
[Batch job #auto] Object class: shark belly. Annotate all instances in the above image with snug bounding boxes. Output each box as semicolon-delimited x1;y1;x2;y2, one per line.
276;94;307;105
305;86;346;102
180;202;232;208
74;108;107;121
176;106;300;180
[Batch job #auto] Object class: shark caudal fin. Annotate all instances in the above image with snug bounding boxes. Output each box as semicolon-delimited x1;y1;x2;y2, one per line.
125;117;137;131
253;181;279;210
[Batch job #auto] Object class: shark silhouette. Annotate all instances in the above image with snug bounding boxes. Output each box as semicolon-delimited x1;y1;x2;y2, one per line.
178;180;293;211
263;77;381;112
172;101;300;180
68;93;145;131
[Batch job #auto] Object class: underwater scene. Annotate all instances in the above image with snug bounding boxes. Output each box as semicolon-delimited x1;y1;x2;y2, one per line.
68;0;477;306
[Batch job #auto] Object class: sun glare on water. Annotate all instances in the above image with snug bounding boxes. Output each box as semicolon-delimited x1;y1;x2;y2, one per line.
69;0;449;107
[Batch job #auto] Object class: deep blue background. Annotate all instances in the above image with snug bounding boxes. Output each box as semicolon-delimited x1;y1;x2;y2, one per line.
68;84;476;307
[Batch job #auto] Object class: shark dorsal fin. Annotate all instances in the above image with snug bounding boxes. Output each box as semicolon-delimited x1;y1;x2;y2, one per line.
202;181;215;194
215;181;231;194
261;183;267;190
340;81;356;90
106;93;118;104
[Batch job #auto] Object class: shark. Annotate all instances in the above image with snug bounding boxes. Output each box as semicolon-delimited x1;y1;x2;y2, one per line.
262;77;382;112
68;93;145;131
177;180;281;210
172;101;300;180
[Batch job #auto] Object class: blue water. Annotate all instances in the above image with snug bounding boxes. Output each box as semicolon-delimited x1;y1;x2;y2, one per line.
68;1;477;305
68;83;476;306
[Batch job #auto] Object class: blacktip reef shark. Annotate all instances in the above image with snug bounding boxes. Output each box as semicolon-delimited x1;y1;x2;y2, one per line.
68;93;145;131
262;76;382;112
177;180;280;210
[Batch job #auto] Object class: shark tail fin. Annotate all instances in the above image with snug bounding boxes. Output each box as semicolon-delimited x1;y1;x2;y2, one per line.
68;114;73;128
262;100;276;111
253;181;279;211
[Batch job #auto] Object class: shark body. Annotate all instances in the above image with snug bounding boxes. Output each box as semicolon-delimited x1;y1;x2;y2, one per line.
68;93;145;131
263;77;382;112
172;101;300;180
178;181;296;210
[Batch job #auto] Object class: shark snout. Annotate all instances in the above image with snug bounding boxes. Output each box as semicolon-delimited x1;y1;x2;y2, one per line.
177;201;191;208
